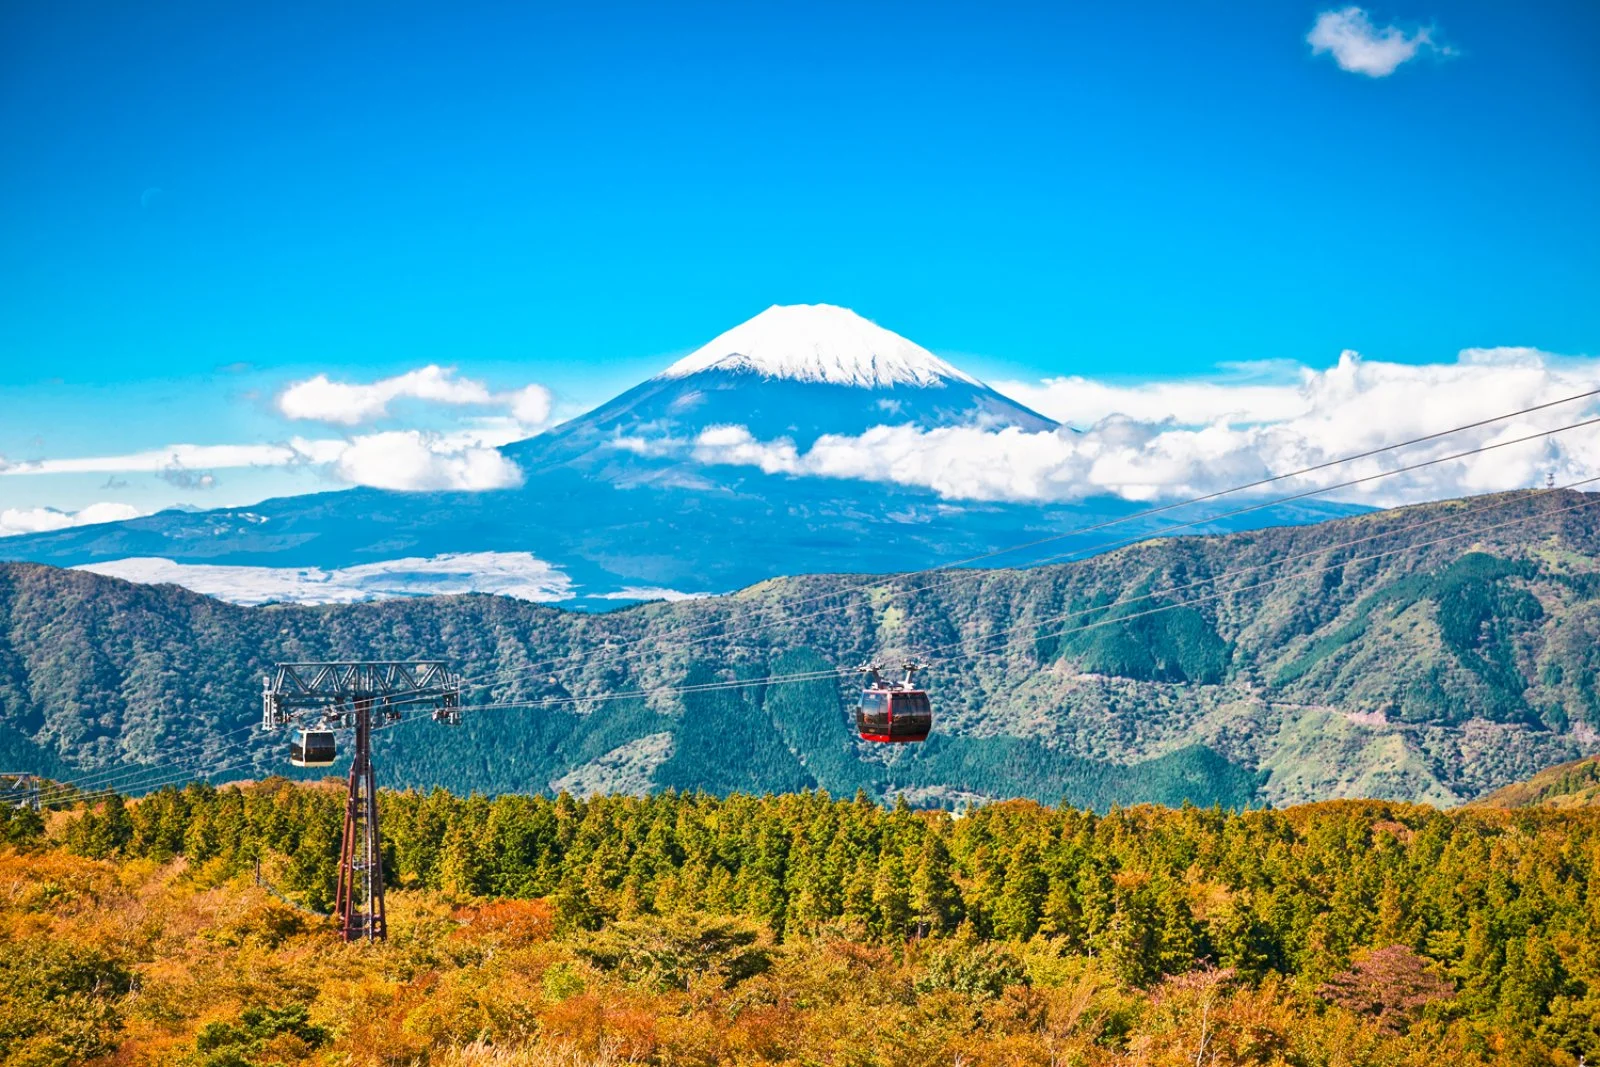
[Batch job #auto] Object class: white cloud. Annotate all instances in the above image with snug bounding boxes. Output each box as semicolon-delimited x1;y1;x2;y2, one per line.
1;427;529;494
333;431;524;491
596;586;713;603
277;365;557;433
1308;7;1446;77
691;425;801;475
0;502;145;538
508;384;554;427
278;365;495;425
684;347;1600;508
75;551;574;605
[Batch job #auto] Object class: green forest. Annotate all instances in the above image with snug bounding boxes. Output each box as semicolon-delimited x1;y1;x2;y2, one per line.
3;780;1596;1064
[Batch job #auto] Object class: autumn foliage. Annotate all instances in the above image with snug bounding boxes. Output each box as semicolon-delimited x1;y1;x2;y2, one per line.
1;782;1597;1065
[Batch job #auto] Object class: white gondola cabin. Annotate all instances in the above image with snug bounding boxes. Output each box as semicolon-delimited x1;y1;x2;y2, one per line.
290;729;337;768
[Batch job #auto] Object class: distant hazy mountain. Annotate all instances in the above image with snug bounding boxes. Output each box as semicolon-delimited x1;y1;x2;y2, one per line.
3;490;1595;808
0;304;1358;606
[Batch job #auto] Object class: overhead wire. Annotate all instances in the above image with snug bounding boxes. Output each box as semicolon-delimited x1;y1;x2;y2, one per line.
408;485;1600;720
35;401;1600;806
48;484;1599;808
404;410;1600;705
36;715;273;801
45;705;438;808
354;494;1592;743
37;454;1600;809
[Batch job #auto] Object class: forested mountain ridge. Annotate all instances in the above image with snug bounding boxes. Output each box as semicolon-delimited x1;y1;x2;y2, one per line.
3;489;1598;807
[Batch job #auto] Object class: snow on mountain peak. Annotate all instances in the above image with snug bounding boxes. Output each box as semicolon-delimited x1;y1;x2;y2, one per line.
658;304;982;388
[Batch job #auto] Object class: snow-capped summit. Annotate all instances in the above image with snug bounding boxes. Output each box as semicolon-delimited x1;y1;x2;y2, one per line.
506;303;1058;471
658;304;981;388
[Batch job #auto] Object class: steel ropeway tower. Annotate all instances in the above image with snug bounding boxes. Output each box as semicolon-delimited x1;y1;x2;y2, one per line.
261;661;462;942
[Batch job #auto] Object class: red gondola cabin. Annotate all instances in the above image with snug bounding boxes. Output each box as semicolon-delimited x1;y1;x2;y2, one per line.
855;661;932;743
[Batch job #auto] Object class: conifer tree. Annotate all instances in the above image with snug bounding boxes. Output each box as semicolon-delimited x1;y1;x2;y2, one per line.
552;870;602;934
66;795;134;858
0;803;43;845
1106;875;1160;987
872;850;911;940
992;840;1046;941
440;818;488;899
912;832;962;934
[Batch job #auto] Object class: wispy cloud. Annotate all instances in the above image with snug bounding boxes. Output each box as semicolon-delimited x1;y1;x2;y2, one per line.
1308;7;1449;77
595;586;713;603
0;443;320;476
157;460;217;491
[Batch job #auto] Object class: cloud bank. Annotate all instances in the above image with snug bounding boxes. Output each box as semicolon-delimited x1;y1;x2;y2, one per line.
9;350;1593;516
680;348;1600;508
1308;7;1447;77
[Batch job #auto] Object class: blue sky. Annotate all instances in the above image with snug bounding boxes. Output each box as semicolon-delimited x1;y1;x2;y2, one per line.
1;0;1597;521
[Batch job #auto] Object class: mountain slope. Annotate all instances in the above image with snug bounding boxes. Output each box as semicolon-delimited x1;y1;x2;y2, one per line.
2;489;1596;807
1470;754;1600;809
0;304;1357;606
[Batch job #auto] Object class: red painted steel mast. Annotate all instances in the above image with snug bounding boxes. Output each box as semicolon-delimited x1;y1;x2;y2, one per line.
334;699;386;941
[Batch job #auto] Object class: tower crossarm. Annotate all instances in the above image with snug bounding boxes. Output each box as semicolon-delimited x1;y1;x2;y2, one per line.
1;772;40;811
262;660;461;728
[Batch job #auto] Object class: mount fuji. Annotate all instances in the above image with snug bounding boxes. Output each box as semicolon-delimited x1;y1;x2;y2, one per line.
508;304;1056;479
0;305;1358;606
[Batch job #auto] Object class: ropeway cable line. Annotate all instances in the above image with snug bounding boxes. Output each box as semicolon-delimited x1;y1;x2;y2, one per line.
346;398;1600;719
36;471;1600;807
49;485;1600;808
353;409;1600;710
40;397;1600;940
446;489;1600;719
43;477;1600;808
33;404;1600;806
